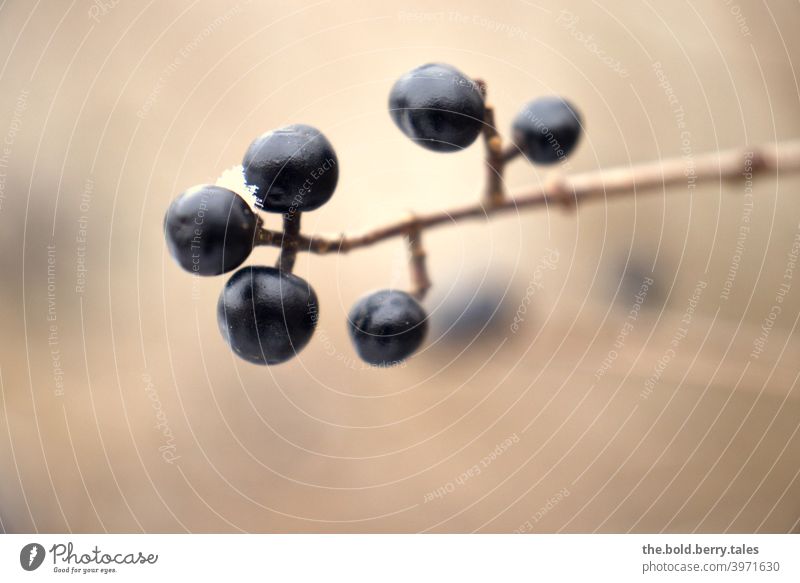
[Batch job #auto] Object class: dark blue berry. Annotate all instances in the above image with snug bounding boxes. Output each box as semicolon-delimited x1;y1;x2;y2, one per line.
512;97;582;164
218;266;319;365
242;124;338;213
164;185;257;276
389;63;485;153
348;290;428;366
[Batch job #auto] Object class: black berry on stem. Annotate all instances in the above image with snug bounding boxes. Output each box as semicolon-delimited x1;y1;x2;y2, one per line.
389;63;485;153
164;184;258;276
348;290;428;366
512;97;582;164
242;124;339;213
218;266;319;365
164;71;610;368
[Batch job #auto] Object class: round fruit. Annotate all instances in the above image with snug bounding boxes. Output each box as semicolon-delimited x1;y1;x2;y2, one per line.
242;124;339;213
389;63;485;153
347;290;428;366
512;97;582;164
164;184;257;276
218;266;319;365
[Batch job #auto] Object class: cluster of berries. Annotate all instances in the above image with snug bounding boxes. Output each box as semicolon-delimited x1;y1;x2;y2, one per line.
164;62;582;366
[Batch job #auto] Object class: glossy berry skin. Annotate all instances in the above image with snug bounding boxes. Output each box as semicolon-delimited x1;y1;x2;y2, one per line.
242;124;339;213
348;290;428;366
164;185;257;276
218;266;319;365
389;63;485;153
512;97;582;164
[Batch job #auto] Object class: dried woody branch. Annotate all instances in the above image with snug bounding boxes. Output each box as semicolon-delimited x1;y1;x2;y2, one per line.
406;221;431;300
261;82;800;299
275;211;303;272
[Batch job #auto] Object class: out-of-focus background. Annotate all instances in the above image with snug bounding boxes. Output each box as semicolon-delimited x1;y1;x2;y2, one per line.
0;0;798;533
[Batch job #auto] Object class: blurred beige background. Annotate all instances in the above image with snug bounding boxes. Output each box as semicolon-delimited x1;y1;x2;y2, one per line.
0;0;799;533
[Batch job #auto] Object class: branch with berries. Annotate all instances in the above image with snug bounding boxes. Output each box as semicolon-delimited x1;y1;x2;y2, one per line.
164;62;800;368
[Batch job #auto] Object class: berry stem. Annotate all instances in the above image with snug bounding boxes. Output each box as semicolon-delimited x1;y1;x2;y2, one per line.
276;211;302;272
482;102;506;206
475;78;506;206
255;139;800;255
254;215;279;246
406;223;431;300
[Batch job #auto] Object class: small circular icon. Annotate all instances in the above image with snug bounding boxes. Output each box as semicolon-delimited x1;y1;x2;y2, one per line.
20;543;45;571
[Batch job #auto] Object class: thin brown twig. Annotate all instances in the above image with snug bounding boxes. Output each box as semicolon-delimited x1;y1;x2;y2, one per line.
406;221;431;300
475;79;506;206
275;211;302;272
482;104;505;206
255;139;800;255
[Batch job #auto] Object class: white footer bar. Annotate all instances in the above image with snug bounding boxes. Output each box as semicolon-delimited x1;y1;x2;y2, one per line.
0;534;797;582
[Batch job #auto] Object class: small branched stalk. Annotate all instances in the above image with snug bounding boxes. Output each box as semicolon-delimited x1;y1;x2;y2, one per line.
276;211;302;273
256;89;800;294
476;79;506;206
167;66;800;368
405;222;431;301
258;138;800;258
